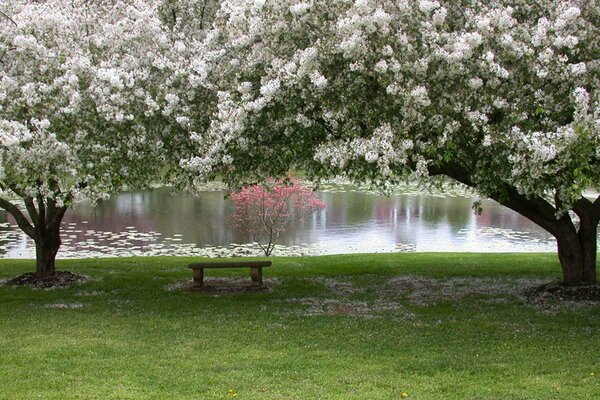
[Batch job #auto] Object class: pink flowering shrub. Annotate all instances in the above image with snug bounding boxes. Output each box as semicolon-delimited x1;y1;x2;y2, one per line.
230;179;326;256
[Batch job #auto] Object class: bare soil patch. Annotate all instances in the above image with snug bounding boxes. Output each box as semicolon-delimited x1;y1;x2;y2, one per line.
382;276;550;305
524;282;600;305
168;278;279;295
284;297;401;317
5;271;88;289
42;302;84;309
283;277;404;317
309;276;365;295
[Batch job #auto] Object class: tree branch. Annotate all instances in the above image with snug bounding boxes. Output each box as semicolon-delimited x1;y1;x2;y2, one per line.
0;198;36;238
8;184;27;199
48;205;68;230
0;10;17;27
46;197;56;226
199;1;207;30
37;195;46;226
573;196;600;225
430;162;566;236
23;197;41;228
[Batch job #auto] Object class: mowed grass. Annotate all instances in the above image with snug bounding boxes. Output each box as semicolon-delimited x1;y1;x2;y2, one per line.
0;253;599;399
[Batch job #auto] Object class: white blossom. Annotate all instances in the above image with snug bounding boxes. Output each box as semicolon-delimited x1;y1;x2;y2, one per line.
374;60;388;73
418;0;440;14
260;78;281;98
309;71;328;88
182;0;599;218
290;2;311;16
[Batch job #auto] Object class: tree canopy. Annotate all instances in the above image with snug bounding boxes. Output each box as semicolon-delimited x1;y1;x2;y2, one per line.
1;0;598;285
183;0;600;284
0;0;216;275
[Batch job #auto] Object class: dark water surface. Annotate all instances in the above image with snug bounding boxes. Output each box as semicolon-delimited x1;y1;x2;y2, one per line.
0;185;559;259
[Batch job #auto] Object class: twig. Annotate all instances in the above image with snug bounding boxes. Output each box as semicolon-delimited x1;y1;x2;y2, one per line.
0;10;17;27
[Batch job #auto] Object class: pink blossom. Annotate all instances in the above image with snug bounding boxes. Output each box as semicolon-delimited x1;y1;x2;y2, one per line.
230;179;326;256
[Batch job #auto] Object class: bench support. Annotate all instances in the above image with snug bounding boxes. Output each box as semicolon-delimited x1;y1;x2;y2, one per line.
188;261;271;288
192;268;204;287
250;267;263;287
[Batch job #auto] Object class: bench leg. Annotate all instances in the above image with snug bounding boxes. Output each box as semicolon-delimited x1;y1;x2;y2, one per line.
250;267;263;287
192;268;204;287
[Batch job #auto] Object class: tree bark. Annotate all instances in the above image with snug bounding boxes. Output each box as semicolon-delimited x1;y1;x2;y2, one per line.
555;233;597;285
33;199;68;277
579;220;598;283
555;225;591;285
571;197;600;284
34;223;62;277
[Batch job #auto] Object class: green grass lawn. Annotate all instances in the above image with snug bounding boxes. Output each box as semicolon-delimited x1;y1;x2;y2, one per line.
1;253;599;399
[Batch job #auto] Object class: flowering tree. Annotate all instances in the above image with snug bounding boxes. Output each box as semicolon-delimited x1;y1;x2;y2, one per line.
230;180;326;256
183;0;600;285
0;0;212;277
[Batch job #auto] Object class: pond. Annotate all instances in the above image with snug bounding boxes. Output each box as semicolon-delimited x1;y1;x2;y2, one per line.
0;183;561;259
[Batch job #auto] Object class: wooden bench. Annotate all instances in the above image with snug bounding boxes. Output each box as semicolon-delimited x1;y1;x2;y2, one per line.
187;261;272;287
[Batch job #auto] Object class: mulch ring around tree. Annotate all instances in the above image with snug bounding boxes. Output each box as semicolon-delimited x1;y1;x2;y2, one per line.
5;271;88;289
524;282;600;305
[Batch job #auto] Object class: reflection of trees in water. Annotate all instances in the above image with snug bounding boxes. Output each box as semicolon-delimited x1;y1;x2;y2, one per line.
3;187;559;254
66;189;246;246
478;200;543;233
281;192;478;247
315;193;473;228
401;196;473;229
316;192;360;226
287;192;553;249
315;192;479;231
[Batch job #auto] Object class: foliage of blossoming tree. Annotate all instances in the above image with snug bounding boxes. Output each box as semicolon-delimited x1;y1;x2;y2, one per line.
230;179;326;256
155;0;223;189
183;0;600;285
0;0;217;277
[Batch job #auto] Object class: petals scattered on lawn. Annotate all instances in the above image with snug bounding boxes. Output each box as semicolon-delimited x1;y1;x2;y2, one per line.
42;303;84;309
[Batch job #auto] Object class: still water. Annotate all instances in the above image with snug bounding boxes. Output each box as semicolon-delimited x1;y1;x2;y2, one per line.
0;185;559;259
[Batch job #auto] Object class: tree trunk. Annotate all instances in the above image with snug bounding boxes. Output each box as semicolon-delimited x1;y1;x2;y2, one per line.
35;224;61;277
576;213;597;283
556;234;583;285
524;215;597;286
556;235;596;285
560;198;600;285
0;192;69;276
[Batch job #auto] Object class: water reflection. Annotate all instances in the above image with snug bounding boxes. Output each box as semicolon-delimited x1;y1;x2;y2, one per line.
0;187;562;259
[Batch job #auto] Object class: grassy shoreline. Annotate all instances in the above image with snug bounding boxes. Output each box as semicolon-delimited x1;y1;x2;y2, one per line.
1;253;599;399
